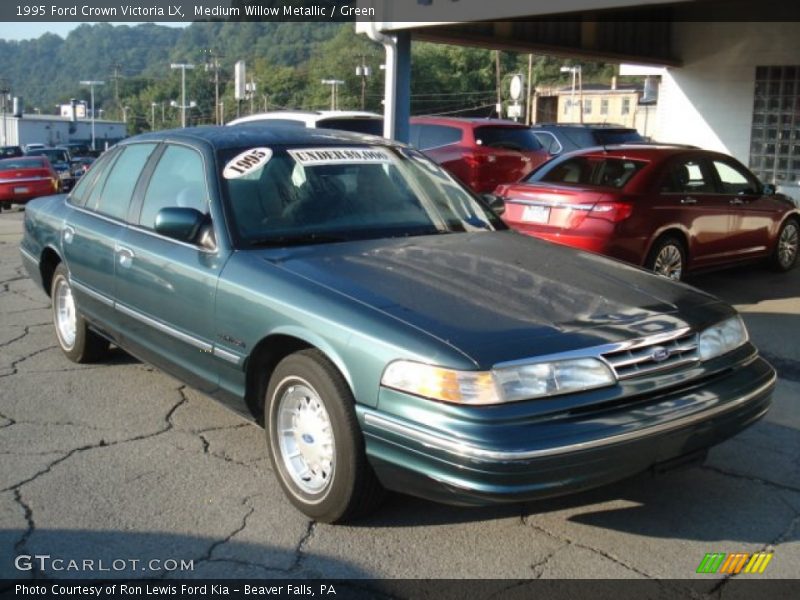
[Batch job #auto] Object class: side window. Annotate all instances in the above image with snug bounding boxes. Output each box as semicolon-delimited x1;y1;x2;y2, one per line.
68;150;117;208
533;131;563;154
139;145;208;230
89;144;157;220
418;125;462;150
661;159;713;194
712;160;760;195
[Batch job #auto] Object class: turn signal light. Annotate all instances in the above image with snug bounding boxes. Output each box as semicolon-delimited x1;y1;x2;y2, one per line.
590;201;634;222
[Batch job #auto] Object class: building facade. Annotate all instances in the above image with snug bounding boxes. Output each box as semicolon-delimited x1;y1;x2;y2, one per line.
0;113;126;150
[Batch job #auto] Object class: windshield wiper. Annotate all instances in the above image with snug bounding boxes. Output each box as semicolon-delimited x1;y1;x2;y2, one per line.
249;233;351;247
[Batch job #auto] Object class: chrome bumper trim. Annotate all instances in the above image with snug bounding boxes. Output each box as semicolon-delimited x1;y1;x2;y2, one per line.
71;278;114;307
364;373;775;463
116;302;213;353
213;346;243;366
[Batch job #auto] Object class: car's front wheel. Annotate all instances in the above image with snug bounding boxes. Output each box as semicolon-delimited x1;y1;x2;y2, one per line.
771;218;799;272
646;236;687;281
51;263;110;363
265;349;384;523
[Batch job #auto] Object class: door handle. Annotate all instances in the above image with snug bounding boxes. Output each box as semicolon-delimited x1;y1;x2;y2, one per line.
680;197;697;205
115;245;135;268
63;226;75;244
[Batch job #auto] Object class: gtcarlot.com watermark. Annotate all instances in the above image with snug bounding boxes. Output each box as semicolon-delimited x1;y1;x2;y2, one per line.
14;554;194;574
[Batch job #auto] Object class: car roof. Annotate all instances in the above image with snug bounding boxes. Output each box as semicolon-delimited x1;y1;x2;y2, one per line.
410;116;529;128
533;123;637;131
561;144;709;160
123;125;397;151
228;110;382;126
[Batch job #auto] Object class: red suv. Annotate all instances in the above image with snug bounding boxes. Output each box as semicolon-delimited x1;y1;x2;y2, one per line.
409;117;550;193
495;145;799;280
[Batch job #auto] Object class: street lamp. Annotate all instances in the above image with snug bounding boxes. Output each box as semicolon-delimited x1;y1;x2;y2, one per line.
170;63;195;128
560;65;583;123
80;80;104;151
170;100;197;126
151;102;158;131
321;79;345;111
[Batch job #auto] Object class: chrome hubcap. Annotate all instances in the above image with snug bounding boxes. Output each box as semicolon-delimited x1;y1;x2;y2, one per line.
277;381;334;495
54;278;77;349
653;244;684;280
778;222;798;268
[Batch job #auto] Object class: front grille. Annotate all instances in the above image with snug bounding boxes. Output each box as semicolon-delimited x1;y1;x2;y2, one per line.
602;329;699;380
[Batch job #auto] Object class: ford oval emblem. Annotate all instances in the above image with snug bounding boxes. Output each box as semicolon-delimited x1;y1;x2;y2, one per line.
651;346;670;363
302;433;314;445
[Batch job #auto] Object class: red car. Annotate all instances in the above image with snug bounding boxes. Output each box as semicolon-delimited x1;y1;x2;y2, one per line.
495;145;800;279
409;117;550;193
0;156;60;210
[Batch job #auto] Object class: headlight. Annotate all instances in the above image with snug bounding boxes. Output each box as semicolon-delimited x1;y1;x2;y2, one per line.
381;358;616;405
698;316;748;361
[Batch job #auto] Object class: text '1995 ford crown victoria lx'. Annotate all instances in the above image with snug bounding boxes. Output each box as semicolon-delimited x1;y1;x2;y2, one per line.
19;126;776;523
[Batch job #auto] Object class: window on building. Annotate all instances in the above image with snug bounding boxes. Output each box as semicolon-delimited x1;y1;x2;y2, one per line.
563;100;571;115
600;98;609;116
584;99;592;115
621;98;631;116
750;65;799;186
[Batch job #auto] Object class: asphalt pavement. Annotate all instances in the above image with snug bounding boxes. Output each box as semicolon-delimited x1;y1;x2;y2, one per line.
1;207;798;590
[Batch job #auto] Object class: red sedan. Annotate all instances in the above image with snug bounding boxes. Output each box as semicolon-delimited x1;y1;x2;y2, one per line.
0;156;60;210
495;145;799;279
410;117;550;193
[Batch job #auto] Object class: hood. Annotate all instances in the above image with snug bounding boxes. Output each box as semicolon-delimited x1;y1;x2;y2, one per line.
256;231;727;366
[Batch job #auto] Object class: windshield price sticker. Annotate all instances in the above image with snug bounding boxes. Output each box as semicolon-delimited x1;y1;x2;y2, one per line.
289;147;391;166
223;147;273;179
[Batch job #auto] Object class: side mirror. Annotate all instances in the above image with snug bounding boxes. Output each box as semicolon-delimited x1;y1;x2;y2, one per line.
154;207;206;243
482;193;506;216
762;183;776;196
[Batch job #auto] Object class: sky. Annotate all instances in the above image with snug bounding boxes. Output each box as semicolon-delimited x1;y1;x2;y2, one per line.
1;22;189;41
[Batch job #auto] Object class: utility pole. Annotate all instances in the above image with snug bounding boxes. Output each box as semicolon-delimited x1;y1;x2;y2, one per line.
80;80;104;151
526;54;534;125
494;50;502;117
321;79;344;111
151;102;157;131
110;63;122;119
203;49;223;125
170;63;195;128
356;56;371;110
0;79;9;146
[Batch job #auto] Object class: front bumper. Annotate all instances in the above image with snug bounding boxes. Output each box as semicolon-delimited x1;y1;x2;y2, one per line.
359;353;775;505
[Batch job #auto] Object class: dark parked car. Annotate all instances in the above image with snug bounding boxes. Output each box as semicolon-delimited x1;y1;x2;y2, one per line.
1;145;24;159
496;145;799;279
0;156;60;210
531;123;647;155
20;127;775;522
25;147;76;191
410;117;550;193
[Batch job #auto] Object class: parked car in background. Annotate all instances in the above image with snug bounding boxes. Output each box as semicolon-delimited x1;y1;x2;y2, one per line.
409;117;550;194
23;143;47;153
70;156;96;179
20;126;775;523
64;142;92;157
0;156;60;210
228;110;384;136
531;123;647;156
1;145;24;159
25;147;76;191
495;145;800;280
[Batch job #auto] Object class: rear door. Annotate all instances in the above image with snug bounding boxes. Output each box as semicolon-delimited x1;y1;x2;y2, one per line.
471;125;548;190
655;156;733;267
63;143;158;330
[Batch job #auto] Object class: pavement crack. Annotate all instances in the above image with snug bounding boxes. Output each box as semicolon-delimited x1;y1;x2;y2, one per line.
0;345;58;380
13;488;37;563
194;495;259;565
0;325;30;348
701;464;800;494
290;520;317;572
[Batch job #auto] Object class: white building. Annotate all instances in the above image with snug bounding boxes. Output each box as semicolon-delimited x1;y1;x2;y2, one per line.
0;112;126;150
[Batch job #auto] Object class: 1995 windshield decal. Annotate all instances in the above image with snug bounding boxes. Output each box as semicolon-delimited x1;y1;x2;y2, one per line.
289;147;391;166
223;148;272;179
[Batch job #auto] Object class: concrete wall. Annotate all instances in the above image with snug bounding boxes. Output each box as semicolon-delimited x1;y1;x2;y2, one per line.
1;116;126;148
656;22;800;164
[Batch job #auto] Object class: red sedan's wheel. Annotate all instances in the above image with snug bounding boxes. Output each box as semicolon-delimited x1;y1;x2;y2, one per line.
771;218;799;272
646;236;686;281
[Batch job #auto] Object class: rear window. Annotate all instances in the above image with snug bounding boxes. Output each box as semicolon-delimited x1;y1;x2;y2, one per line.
0;158;46;170
318;118;383;136
474;126;543;152
594;129;646;145
531;156;646;188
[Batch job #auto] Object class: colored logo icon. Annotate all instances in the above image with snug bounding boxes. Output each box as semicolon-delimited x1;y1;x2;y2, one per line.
696;552;773;574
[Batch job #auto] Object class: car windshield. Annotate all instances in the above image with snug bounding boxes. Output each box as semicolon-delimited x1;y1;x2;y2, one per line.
528;156;647;189
317;118;384;136
28;149;69;163
594;130;646;145
0;157;46;170
221;145;504;246
474;126;543;152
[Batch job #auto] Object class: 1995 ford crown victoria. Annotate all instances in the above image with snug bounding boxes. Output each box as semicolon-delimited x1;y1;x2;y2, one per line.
19;127;776;523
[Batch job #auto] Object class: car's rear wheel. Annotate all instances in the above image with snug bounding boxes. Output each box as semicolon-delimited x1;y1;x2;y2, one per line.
51;263;110;363
265;349;384;523
771;218;799;272
646;236;687;281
